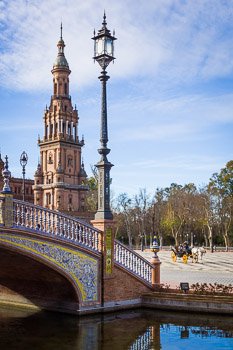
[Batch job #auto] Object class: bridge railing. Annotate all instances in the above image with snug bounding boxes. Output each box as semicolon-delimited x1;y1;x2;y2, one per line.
13;200;102;254
114;240;153;286
11;200;154;287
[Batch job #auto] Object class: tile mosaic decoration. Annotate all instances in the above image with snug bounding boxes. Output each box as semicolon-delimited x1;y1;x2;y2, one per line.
0;234;99;302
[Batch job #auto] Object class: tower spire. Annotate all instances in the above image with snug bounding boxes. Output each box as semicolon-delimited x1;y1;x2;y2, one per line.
52;24;69;70
60;22;63;40
102;11;107;27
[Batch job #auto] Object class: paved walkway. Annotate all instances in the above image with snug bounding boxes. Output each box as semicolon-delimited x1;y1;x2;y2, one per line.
136;250;233;288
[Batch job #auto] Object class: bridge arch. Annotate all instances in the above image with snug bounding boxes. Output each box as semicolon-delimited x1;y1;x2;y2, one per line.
0;231;101;312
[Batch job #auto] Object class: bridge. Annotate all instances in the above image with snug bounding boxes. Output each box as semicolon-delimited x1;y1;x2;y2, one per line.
0;163;160;314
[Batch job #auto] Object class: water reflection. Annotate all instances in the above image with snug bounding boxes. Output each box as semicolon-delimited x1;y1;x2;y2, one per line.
0;307;232;349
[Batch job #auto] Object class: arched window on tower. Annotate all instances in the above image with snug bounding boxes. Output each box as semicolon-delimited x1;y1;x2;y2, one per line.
68;123;71;136
50;124;53;137
54;83;57;95
48;152;53;164
64;83;67;95
46;193;51;205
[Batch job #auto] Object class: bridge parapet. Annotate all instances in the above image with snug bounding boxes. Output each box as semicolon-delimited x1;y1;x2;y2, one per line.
114;240;153;286
12;199;102;254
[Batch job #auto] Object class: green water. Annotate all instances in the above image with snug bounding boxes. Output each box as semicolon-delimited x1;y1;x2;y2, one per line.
0;307;232;349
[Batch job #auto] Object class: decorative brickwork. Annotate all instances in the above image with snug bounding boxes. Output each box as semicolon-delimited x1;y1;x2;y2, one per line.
104;265;153;302
33;27;88;215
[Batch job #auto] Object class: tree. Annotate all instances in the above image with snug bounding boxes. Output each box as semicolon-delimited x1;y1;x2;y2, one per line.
208;161;233;250
133;188;151;248
115;193;134;248
85;166;98;213
149;188;167;247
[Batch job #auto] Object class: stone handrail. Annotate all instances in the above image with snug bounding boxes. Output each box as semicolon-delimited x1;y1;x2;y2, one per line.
114;240;153;286
8;200;155;287
12;200;102;254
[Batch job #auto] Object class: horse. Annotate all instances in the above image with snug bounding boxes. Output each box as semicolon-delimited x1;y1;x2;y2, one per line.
191;246;206;263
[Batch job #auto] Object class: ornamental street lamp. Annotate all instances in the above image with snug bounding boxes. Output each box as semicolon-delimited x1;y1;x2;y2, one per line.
20;151;28;201
92;13;116;220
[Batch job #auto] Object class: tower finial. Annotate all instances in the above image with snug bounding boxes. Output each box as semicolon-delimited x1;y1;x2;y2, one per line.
102;11;107;26
60;22;63;40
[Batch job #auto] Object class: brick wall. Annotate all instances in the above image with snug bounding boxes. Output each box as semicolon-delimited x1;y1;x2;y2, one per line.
104;265;153;302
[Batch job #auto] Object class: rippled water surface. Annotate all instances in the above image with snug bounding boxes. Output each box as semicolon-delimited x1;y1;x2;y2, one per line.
0;307;232;349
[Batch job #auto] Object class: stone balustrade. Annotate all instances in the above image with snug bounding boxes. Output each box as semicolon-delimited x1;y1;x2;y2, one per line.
6;199;155;288
13;199;101;253
114;240;153;285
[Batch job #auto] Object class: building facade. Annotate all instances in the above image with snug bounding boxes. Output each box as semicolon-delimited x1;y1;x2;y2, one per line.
0;154;34;202
33;27;88;215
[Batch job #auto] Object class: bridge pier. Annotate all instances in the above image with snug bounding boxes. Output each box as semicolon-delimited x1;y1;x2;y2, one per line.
91;219;115;306
91;219;161;308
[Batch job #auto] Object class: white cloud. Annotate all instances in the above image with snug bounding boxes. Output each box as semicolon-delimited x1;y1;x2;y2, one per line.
1;1;233;91
108;92;233;144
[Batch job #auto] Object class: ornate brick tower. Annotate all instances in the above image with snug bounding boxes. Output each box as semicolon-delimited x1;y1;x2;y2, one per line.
33;25;88;214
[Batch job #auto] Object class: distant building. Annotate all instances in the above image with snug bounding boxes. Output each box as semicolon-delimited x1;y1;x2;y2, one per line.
33;26;89;216
0;153;34;202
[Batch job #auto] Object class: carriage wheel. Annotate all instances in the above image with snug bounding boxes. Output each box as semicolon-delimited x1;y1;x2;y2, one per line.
182;254;188;264
171;251;177;262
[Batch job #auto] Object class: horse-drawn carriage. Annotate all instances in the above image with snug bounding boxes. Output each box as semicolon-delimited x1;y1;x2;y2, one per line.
171;243;203;263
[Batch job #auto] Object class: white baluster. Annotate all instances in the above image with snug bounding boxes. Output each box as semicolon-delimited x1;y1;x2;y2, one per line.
89;229;93;248
115;243;119;262
48;212;51;234
35;208;39;230
21;205;25;226
125;250;128;268
55;214;60;236
70;220;74;240
43;210;47;232
78;225;82;243
59;217;63;237
129;251;132;271
30;207;34;229
122;247;125;266
74;223;78;242
16;203;20;226
39;209;43;231
25;207;30;228
51;213;55;235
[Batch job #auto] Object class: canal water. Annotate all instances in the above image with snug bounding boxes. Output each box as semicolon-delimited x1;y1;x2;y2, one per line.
0;307;232;349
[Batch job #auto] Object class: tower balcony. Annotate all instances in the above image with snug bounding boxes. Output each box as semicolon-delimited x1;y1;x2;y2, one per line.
40;134;84;146
51;94;71;101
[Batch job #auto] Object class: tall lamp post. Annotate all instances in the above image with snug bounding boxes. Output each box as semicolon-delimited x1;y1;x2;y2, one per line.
20;151;28;202
92;13;116;220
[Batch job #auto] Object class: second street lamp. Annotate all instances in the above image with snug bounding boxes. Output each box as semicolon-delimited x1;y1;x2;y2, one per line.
20;151;28;202
92;13;116;220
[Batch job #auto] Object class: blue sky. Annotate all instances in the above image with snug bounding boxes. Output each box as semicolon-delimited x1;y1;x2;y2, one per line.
0;0;233;197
